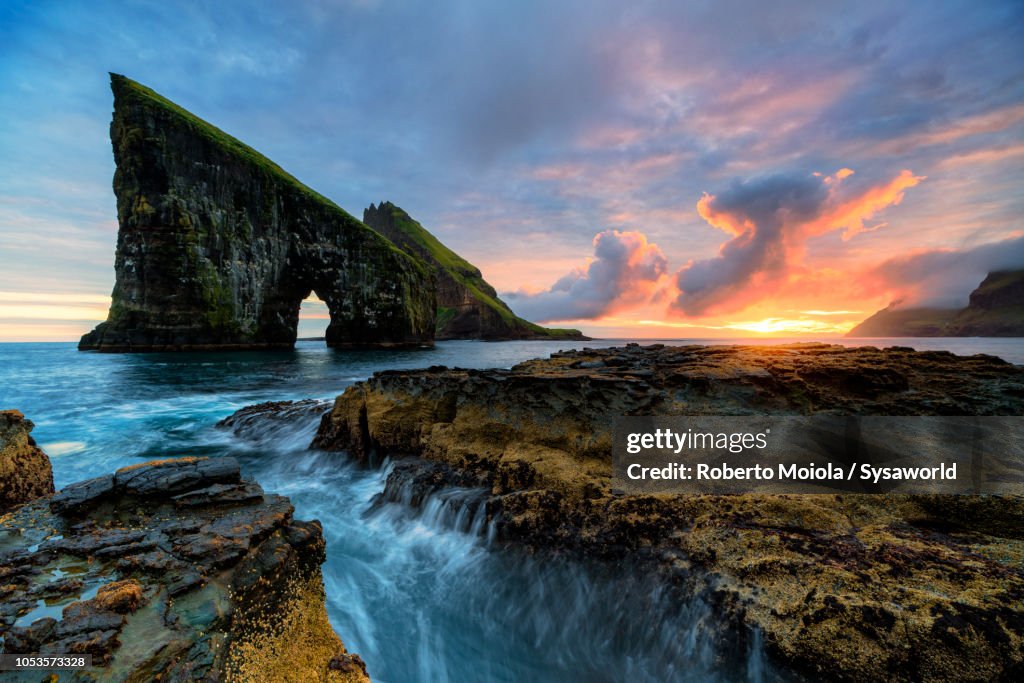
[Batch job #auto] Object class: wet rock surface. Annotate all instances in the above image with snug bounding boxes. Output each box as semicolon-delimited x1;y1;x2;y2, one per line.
79;74;435;352
0;410;54;513
0;456;368;682
217;399;331;437
313;343;1024;682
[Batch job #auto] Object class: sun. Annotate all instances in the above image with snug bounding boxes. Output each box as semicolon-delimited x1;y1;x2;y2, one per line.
722;318;849;335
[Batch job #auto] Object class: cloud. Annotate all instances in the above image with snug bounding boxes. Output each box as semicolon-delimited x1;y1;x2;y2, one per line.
503;229;667;321
867;102;1024;156
672;168;923;316
866;234;1024;308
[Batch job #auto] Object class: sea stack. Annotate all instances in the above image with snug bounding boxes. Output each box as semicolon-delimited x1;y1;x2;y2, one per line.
79;75;436;352
363;201;587;340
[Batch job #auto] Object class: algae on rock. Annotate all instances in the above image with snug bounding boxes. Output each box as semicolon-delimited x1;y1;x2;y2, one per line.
0;456;369;682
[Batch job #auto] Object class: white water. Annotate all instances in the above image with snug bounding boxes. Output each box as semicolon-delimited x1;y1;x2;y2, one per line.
220;405;777;682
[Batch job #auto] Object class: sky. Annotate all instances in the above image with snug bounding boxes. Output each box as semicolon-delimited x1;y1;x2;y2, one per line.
1;0;1022;341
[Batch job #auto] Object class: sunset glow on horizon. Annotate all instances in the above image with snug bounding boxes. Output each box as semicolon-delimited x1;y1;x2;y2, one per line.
1;1;1022;341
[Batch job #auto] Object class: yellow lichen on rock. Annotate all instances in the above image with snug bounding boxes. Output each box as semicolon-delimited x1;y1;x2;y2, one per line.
93;579;145;614
225;575;369;683
0;409;54;512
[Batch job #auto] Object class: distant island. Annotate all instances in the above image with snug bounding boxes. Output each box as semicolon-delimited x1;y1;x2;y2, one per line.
847;269;1024;337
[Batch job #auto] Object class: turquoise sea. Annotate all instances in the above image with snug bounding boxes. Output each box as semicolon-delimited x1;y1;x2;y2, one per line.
2;337;1021;682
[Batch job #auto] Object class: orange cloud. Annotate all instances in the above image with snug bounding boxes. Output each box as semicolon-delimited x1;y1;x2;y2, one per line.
680;71;857;148
673;168;924;316
696;193;753;237
807;169;924;240
0;304;109;320
0;291;111;304
937;143;1024;168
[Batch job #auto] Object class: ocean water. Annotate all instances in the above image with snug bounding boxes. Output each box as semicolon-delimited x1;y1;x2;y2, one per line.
1;337;1021;682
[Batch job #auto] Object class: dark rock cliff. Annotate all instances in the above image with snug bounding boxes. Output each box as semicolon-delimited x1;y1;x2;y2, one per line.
847;269;1024;337
312;343;1024;682
0;456;369;682
80;75;436;352
363;201;587;340
0;410;54;513
946;269;1024;336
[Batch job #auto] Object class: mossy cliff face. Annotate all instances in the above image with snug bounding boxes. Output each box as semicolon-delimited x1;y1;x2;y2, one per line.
0;410;54;513
80;75;435;352
847;268;1024;337
363;201;586;341
0;456;369;682
314;343;1024;682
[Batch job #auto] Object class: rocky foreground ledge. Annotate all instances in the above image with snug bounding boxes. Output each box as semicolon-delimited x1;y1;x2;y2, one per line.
313;343;1024;682
0;455;368;682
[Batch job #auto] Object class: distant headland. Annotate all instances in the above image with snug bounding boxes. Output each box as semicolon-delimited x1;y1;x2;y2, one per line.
847;269;1024;337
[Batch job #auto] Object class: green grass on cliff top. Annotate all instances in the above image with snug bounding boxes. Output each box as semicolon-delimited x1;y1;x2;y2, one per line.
109;74;429;277
382;203;494;291
111;74;341;209
379;202;582;337
972;269;1024;297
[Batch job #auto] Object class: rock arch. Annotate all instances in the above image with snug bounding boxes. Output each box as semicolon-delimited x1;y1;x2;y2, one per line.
79;74;435;352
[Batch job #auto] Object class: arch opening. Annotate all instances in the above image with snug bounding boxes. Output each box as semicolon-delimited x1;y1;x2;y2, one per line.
296;292;331;341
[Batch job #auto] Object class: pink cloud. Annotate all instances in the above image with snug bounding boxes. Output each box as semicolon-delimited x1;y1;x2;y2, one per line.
874;103;1024;155
503;229;668;322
